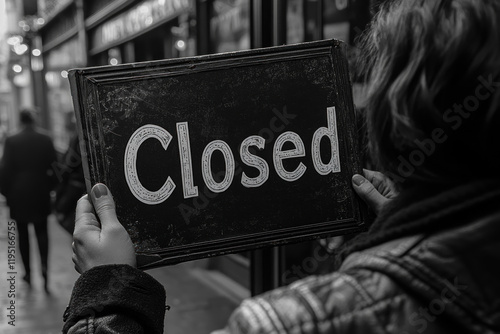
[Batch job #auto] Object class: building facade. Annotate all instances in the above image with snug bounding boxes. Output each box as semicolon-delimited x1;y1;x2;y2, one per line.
36;0;370;151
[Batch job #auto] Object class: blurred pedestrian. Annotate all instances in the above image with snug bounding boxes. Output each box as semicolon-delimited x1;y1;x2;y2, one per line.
63;0;500;333
0;108;58;292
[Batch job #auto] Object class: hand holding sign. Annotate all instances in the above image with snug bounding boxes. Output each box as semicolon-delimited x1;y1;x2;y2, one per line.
72;184;136;273
352;169;399;216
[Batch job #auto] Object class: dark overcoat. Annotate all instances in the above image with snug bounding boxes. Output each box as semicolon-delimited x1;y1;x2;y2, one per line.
0;126;58;221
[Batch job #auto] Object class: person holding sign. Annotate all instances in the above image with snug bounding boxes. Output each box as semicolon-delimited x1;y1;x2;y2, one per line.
63;0;500;333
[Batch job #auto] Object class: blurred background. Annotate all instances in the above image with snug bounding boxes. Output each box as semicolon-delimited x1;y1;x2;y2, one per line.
0;0;374;333
0;0;372;150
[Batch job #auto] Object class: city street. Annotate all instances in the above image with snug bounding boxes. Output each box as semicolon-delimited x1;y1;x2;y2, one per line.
0;198;246;334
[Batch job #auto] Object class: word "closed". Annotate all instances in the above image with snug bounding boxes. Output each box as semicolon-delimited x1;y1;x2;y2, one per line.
124;107;341;205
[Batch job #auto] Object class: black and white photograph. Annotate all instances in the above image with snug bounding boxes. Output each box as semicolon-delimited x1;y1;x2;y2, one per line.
0;0;498;333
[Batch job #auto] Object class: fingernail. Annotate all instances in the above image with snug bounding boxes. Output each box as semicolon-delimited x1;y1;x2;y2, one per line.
352;174;365;186
92;184;108;198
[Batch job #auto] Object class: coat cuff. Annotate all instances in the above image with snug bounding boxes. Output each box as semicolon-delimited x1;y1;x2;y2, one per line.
63;264;166;334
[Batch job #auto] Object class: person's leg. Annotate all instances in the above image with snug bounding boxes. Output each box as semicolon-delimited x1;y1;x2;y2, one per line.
16;220;31;285
33;217;49;292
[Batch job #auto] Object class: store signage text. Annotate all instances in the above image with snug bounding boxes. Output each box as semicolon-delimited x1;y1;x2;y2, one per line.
124;107;341;205
98;0;191;48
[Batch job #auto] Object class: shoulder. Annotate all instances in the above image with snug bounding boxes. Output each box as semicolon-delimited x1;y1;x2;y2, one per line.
3;133;21;150
227;260;414;333
34;128;53;140
32;129;56;149
5;131;22;142
6;128;51;142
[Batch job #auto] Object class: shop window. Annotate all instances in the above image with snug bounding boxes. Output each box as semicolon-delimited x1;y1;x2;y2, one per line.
210;0;251;53
323;0;350;42
134;24;173;61
304;0;321;41
287;0;305;44
172;12;198;58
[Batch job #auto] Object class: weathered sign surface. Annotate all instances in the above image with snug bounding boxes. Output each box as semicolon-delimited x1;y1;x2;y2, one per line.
69;39;366;269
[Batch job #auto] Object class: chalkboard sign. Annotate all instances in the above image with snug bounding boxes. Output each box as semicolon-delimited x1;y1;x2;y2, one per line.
69;39;366;269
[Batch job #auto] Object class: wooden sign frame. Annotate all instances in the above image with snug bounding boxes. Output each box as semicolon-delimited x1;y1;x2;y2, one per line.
69;39;366;269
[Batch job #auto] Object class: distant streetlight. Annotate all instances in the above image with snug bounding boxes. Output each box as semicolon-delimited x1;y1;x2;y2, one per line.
175;40;186;51
12;64;22;73
108;48;121;65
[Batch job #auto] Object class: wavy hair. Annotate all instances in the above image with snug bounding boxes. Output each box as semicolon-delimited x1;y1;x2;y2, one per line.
360;0;500;188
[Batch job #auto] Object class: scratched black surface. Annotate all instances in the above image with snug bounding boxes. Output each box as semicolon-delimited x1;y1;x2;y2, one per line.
70;40;365;267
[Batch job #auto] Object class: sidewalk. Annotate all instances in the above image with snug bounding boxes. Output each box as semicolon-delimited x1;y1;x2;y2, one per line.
0;202;247;334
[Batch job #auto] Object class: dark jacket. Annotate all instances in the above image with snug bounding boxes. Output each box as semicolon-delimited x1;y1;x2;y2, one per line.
62;179;500;334
0;126;58;221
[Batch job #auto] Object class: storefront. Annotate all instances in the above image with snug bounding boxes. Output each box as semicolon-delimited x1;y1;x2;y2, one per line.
85;0;370;65
37;0;370;150
209;0;251;53
86;0;197;65
207;0;370;50
38;0;198;150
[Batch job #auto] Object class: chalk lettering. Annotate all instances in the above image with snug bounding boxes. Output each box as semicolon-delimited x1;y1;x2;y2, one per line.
124;125;176;204
202;140;235;193
124;107;341;204
240;135;269;188
273;131;307;182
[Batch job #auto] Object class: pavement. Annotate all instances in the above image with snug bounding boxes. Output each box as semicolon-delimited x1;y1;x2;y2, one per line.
0;199;248;334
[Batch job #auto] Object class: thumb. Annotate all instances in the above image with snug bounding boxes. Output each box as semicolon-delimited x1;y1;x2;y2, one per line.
90;183;121;231
352;174;387;214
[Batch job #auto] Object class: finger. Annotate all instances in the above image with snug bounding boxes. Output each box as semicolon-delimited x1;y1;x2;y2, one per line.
74;195;100;234
362;169;383;183
90;183;122;232
363;168;398;197
352;174;388;214
75;194;95;216
364;170;385;192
